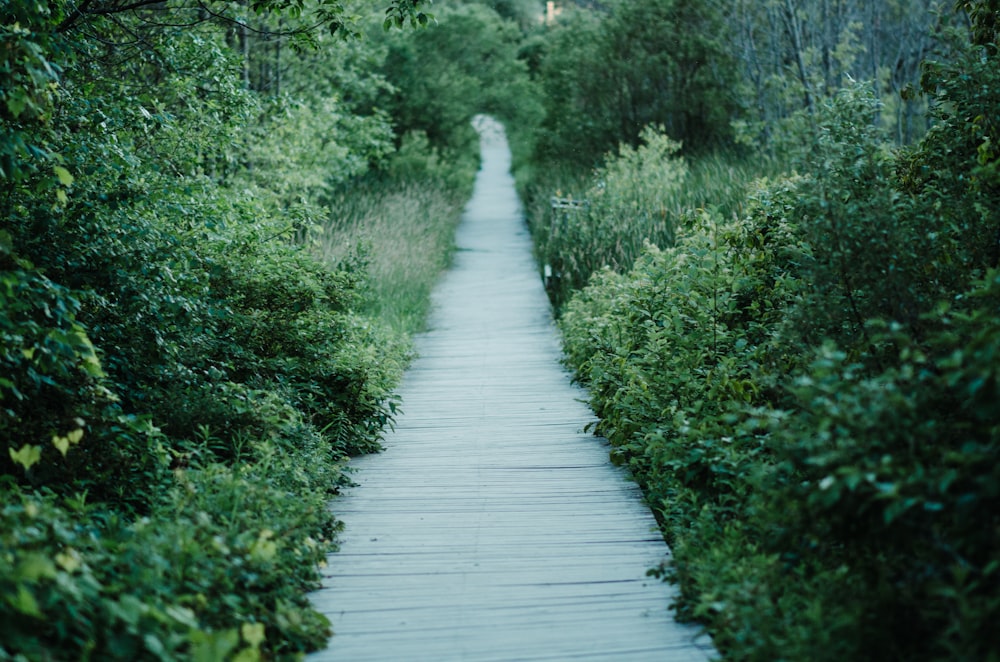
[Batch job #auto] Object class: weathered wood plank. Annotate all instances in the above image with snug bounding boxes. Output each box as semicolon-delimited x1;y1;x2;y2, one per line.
307;116;714;661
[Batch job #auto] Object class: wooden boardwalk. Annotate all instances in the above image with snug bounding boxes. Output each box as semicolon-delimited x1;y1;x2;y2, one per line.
307;117;714;662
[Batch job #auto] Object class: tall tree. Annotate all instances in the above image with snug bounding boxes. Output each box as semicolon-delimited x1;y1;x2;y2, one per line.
378;2;542;152
729;0;950;148
535;0;740;167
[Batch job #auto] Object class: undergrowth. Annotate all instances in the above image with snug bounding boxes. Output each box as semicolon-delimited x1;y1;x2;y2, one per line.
554;35;999;662
524;131;765;312
317;161;473;336
0;4;449;658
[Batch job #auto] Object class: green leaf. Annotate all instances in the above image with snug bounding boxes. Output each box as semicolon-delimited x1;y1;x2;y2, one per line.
53;435;70;456
231;649;261;662
9;444;42;470
250;529;278;562
55;548;82;573
52;428;83;456
241;622;266;648
53;165;74;187
81;354;105;378
191;629;240;662
7;90;29;118
165;605;199;629
9;586;43;618
17;553;57;582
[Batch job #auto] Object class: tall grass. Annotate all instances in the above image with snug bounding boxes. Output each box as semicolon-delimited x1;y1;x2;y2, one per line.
528;130;773;312
316;180;468;336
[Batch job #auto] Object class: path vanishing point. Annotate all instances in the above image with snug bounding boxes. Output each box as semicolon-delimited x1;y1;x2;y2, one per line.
307;116;715;662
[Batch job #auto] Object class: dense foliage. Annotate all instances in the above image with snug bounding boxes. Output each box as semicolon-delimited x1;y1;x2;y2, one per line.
1;0;553;655
375;1;543;185
552;4;1000;658
7;0;998;658
530;127;758;309
523;0;963;308
532;0;738;168
526;0;951;171
0;0;462;658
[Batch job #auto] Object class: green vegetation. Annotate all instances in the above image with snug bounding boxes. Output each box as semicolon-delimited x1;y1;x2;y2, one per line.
534;1;1000;659
528;130;760;309
7;0;997;658
377;1;543;183
318;177;470;335
533;0;739;168
0;0;476;658
2;0;546;656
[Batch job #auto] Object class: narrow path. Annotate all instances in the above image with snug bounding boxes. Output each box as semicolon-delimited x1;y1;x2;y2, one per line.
308;117;714;661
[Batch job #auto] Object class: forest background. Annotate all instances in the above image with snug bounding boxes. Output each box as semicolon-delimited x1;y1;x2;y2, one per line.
2;0;998;660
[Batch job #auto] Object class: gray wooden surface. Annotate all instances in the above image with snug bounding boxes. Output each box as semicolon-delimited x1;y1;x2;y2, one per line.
307;116;714;662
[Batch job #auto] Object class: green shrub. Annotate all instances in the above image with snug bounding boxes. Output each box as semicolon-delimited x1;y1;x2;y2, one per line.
1;4;417;658
0;443;342;661
536;127;689;308
556;42;1000;658
0;239;170;511
558;203;795;536
531;128;764;312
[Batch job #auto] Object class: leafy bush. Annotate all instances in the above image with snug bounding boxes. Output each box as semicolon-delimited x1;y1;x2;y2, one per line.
531;127;763;312
0;237;170;511
556;38;1000;660
537;128;687;304
559;203;796;540
1;439;341;661
0;3;422;659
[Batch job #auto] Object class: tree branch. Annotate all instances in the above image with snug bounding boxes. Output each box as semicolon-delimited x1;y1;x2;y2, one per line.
59;0;172;31
57;0;97;32
193;0;325;39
